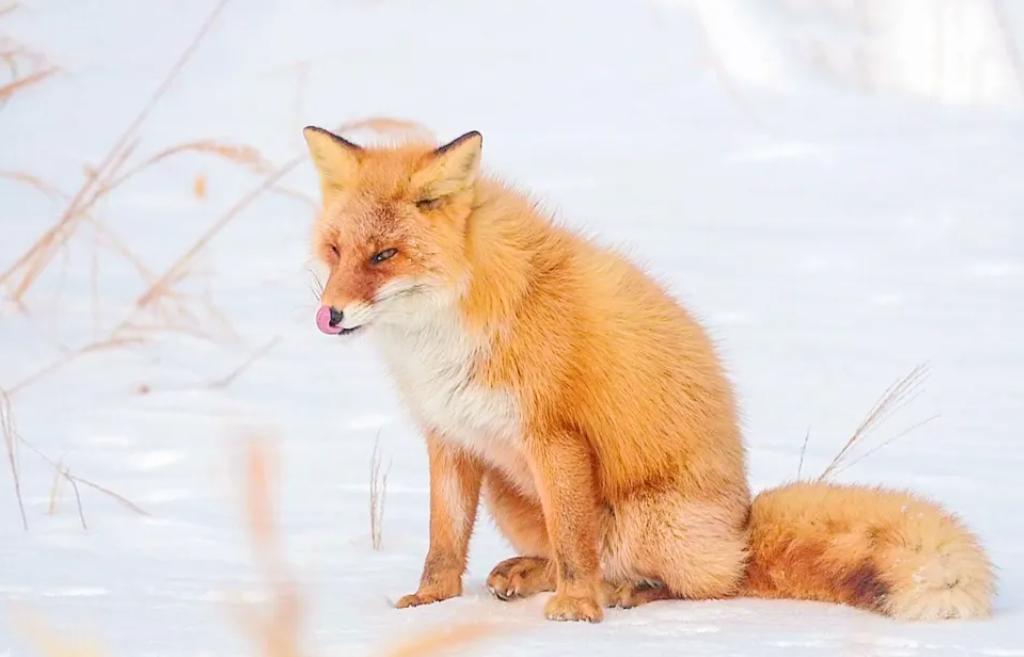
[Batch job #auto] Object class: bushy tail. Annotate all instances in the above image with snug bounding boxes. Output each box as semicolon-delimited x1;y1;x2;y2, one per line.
741;482;993;620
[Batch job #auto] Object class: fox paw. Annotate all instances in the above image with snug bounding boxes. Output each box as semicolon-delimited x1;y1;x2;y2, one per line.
487;556;555;601
395;584;460;609
544;593;604;623
604;580;671;609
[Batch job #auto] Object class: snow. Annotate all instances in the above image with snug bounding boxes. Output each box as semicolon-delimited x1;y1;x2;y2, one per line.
1;0;1022;655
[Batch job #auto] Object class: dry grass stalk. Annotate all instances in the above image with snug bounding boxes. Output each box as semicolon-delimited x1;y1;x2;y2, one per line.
1;389;28;529
376;624;495;657
268;183;316;207
347;116;435;142
7;335;145;395
830;413;940;477
134;156;304;309
0;169;65;198
46;457;63;515
205;336;280;389
370;435;390;551
0;0;230;303
42;457;88;530
817;364;931;482
244;439;280;559
796;427;810;480
64;466;87;529
87;217;156;282
102;139;275;194
10;610;107;657
0;65;55;102
0;405;151;525
136;336;280;395
0;137;139;304
20;433;150;517
0;171;157;287
990;0;1024;100
44;458;87;529
238;438;305;657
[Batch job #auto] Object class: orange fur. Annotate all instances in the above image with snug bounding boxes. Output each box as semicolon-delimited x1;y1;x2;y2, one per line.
304;126;993;622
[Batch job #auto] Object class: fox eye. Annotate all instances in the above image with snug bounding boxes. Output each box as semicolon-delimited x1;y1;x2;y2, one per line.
329;244;339;257
370;248;398;264
416;197;442;211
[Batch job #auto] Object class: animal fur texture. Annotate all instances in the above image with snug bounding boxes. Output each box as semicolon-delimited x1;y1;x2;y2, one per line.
303;125;994;623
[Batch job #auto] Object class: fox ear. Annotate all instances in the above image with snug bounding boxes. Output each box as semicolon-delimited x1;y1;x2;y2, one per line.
411;131;482;199
303;126;361;193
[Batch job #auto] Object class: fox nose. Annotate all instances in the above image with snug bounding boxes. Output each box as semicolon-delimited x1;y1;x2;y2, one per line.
315;305;345;335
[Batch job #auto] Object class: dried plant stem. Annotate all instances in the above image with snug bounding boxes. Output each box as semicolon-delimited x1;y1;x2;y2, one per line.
0;65;55;102
12;425;150;519
205;337;280;389
990;0;1024;100
369;434;390;551
1;390;28;530
42;459;87;528
817;364;930;482
0;0;230;303
831;414;940;477
86;216;157;283
65;467;87;529
7;335;144;396
796;427;810;480
98;139;275;198
19;431;149;513
134;157;303;310
47;458;64;515
238;439;305;657
0;169;65;198
10;611;108;657
0;171;157;285
689;11;767;131
377;624;496;657
139;336;281;395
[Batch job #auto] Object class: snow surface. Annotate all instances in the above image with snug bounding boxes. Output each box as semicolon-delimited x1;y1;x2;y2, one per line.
1;1;1023;655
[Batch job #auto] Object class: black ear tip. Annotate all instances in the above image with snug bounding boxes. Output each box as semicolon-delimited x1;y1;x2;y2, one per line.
303;125;362;150
435;130;483;155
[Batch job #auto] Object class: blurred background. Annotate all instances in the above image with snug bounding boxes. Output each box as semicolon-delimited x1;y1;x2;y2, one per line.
1;1;1022;655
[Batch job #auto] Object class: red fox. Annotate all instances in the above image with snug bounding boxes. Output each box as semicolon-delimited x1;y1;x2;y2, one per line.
303;125;993;623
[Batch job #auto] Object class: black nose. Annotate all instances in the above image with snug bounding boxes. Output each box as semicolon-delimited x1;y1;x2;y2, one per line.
328;307;344;328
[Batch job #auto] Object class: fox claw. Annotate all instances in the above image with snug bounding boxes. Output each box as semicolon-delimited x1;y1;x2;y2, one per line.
486;556;555;602
489;585;515;601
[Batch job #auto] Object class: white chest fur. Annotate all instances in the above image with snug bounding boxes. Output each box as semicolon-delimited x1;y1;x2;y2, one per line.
374;308;535;496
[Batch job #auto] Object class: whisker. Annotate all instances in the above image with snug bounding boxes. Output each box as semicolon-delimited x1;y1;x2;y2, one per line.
307;269;324;301
374;284;426;304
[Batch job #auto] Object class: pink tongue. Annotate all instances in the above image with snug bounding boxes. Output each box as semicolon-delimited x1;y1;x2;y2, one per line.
316;305;344;335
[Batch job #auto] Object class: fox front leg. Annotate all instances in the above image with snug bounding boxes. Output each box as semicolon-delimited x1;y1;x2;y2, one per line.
396;434;482;608
525;430;604;622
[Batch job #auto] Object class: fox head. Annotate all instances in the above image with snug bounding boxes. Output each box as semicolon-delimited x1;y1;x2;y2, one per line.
303;126;482;336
